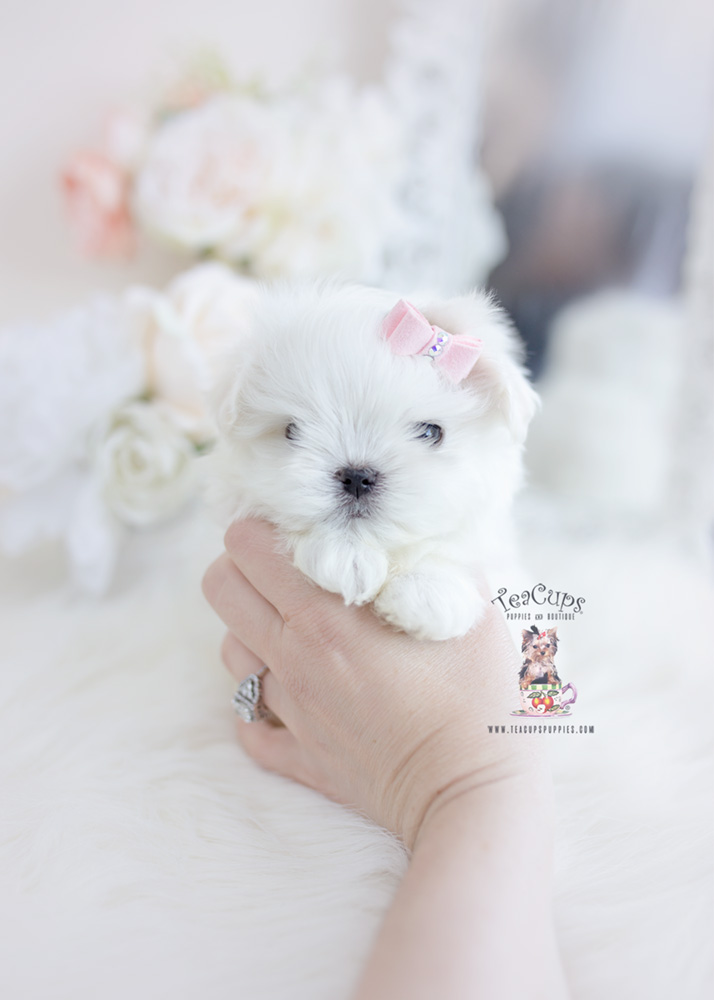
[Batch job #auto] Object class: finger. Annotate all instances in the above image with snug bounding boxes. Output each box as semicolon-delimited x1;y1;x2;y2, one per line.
221;631;296;728
235;717;326;794
220;630;263;680
202;552;284;669
224;519;337;626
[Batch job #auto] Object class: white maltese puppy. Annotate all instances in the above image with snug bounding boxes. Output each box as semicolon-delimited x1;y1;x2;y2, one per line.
208;283;537;640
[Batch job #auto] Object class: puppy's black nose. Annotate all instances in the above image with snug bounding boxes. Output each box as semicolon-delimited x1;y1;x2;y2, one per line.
337;467;377;499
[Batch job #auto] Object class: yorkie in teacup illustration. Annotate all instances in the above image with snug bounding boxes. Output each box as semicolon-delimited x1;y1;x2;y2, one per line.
514;626;577;717
519;626;561;688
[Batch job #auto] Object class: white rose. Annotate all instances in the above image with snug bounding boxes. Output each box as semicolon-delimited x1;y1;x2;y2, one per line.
133;88;406;281
222;85;406;280
95;403;197;528
133;95;283;251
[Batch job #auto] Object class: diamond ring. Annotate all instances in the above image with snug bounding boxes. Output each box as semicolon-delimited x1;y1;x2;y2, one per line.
232;665;269;723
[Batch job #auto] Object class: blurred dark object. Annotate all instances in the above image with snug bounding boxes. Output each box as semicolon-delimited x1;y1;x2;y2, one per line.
488;164;692;378
478;0;711;379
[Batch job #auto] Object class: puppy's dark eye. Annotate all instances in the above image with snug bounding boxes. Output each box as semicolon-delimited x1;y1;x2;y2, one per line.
413;422;443;446
285;422;298;440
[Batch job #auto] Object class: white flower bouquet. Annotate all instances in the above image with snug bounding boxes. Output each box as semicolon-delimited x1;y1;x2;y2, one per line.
62;57;405;282
0;264;257;592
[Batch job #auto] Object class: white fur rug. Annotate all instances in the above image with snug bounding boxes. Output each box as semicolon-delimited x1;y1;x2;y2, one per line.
2;282;712;999
1;503;710;1000
0;513;407;1000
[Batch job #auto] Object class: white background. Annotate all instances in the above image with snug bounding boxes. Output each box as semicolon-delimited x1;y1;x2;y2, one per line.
0;0;395;322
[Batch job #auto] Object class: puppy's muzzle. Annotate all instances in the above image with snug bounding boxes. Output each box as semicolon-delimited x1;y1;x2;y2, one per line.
336;467;379;500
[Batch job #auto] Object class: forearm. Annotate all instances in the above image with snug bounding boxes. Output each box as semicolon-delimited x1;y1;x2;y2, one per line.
351;772;569;1000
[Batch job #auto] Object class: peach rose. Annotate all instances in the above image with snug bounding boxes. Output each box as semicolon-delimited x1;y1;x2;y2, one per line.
62;151;135;257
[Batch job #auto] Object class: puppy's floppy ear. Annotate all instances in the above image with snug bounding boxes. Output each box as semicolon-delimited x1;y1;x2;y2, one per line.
420;291;539;445
522;629;535;650
464;299;539;446
209;345;252;437
205;286;262;437
547;628;558;639
469;338;539;446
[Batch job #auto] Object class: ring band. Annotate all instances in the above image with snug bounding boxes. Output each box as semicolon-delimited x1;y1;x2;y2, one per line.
232;665;269;723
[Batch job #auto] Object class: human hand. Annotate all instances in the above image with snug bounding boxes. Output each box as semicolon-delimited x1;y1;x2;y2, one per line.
202;519;547;850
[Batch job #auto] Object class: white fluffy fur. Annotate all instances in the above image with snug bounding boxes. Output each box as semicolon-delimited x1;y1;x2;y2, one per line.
207;283;538;639
1;502;710;1000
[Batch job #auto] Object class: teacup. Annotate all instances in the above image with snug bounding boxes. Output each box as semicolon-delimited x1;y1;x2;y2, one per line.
516;680;577;717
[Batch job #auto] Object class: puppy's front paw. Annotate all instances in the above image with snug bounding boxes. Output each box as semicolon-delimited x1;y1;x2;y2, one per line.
293;535;388;606
374;564;484;640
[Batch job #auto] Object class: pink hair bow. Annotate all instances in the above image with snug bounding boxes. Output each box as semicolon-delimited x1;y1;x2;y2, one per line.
381;299;482;383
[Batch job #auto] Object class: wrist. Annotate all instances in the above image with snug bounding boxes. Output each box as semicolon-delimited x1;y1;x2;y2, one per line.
410;762;555;856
